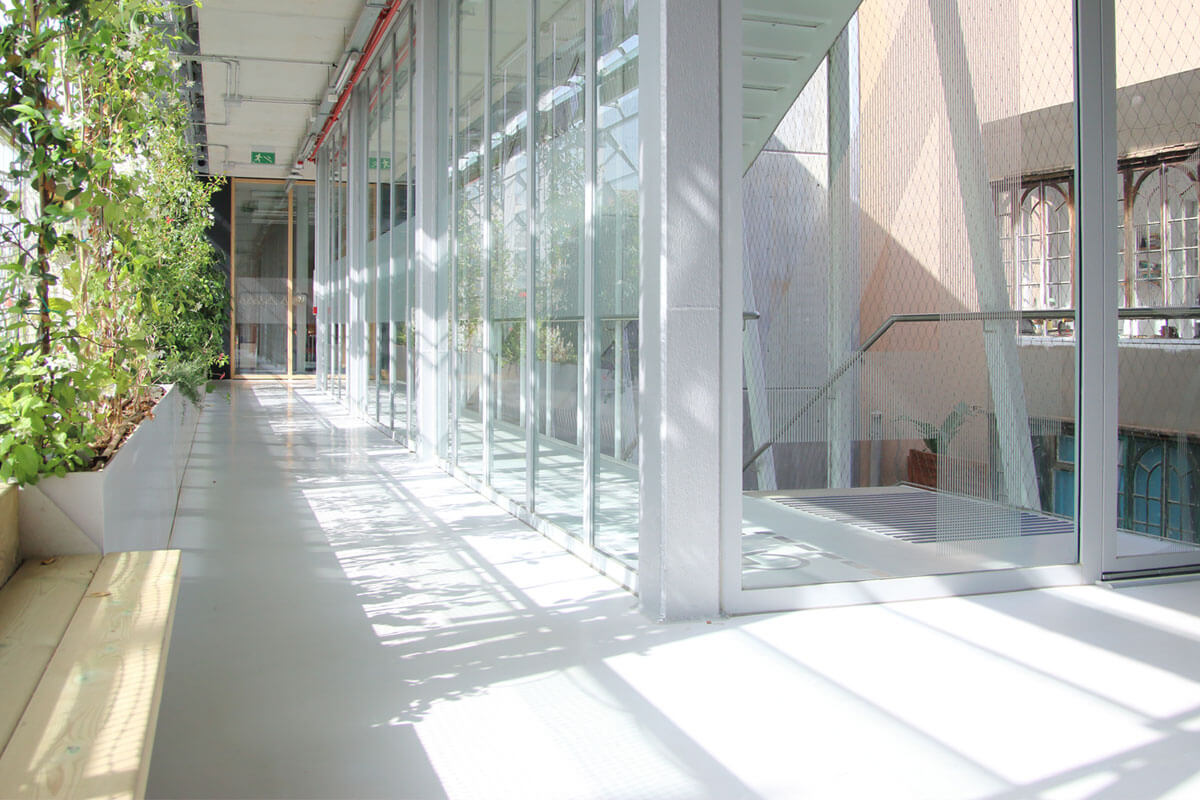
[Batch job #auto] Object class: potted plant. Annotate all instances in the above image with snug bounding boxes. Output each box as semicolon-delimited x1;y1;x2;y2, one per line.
897;402;983;489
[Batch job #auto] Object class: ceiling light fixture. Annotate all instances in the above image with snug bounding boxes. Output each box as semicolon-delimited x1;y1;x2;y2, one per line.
332;51;360;95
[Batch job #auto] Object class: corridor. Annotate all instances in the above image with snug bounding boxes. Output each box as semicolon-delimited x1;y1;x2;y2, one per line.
147;382;1200;800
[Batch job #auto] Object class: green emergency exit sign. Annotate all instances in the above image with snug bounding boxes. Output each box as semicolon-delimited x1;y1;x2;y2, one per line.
251;150;276;165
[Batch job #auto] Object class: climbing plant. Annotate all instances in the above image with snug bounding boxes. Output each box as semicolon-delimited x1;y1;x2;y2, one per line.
0;0;225;484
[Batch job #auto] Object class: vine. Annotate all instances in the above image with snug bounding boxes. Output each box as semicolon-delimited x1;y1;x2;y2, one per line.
0;0;226;484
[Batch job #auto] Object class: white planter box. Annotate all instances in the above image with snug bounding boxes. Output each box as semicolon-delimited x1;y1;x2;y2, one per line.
26;384;202;554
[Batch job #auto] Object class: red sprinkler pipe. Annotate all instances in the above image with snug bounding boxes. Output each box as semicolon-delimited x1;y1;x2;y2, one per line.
307;0;404;162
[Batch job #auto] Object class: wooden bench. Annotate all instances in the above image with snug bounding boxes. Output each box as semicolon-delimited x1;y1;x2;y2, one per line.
0;484;181;799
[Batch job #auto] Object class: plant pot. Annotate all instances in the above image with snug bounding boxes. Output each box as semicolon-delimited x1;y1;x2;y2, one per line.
907;448;938;489
20;384;203;554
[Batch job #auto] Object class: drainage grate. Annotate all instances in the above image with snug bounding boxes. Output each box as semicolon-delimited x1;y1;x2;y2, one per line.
771;490;1073;544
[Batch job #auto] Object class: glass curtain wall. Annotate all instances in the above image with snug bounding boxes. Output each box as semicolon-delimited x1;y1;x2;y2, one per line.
740;0;1079;589
454;2;487;478
367;65;383;422
314;9;417;442
334;120;350;399
592;0;639;559
1112;2;1200;565
293;185;316;375
488;2;530;504
446;0;640;564
533;0;587;536
392;16;416;444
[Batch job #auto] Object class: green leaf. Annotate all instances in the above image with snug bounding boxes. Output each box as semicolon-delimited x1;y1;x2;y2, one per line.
12;443;41;481
8;103;44;122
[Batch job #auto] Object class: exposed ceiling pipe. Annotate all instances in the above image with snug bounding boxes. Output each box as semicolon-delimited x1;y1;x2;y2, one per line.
304;0;404;164
177;52;334;68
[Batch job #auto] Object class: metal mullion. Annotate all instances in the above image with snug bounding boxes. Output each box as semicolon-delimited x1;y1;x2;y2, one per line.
355;90;370;415
481;0;494;488
525;0;538;512
389;29;399;435
230;179;238;377
449;6;460;467
582;0;596;546
1159;166;1168;305
315;150;325;390
336;143;344;400
374;69;384;420
406;15;417;448
1122;169;1134;308
1074;0;1117;578
288;186;295;377
334;140;341;399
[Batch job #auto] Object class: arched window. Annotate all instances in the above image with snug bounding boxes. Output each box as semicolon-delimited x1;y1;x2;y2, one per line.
1121;434;1200;543
1124;161;1199;337
1013;179;1072;326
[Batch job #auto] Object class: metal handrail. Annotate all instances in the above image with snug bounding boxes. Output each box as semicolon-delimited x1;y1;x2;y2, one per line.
742;305;1200;472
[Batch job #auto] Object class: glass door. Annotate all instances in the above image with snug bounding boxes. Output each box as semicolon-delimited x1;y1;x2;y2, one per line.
232;179;318;378
293;184;317;375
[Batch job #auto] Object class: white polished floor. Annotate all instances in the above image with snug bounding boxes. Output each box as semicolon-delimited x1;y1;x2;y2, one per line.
148;381;1200;800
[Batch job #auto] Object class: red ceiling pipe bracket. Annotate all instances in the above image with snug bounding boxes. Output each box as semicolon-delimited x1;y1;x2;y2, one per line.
308;0;404;162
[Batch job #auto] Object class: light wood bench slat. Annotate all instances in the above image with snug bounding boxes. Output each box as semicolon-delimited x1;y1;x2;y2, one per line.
0;556;102;750
0;549;181;799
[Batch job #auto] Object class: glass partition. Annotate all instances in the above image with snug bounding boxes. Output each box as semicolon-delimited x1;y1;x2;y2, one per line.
488;0;530;504
533;0;587;537
740;0;1079;589
454;1;487;478
441;0;639;557
293;185;316;375
391;18;415;443
366;67;383;422
593;0;640;562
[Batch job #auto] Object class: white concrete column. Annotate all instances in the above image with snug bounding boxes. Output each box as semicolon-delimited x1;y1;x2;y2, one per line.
414;0;447;462
639;0;737;621
826;18;860;490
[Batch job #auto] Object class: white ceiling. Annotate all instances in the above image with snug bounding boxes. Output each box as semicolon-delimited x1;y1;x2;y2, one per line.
195;0;367;180
193;0;862;179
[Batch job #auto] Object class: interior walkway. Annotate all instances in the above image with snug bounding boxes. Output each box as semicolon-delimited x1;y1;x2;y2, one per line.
147;381;1200;800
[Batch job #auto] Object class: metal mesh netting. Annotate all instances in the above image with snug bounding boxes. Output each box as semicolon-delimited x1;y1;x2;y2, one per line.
1114;1;1200;554
0;137;33;340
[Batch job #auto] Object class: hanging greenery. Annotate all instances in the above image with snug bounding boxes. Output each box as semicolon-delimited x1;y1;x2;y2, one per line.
0;0;227;484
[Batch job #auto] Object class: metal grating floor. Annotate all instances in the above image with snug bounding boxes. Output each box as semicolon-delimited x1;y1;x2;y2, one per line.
771;488;1073;544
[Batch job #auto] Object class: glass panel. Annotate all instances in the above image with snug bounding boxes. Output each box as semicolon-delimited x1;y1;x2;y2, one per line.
336;123;350;399
455;0;487;477
293;185;316;374
740;0;1079;589
488;0;530;503
593;0;639;563
233;181;290;375
366;68;382;422
534;0;587;536
1114;2;1200;559
403;13;417;446
392;20;413;441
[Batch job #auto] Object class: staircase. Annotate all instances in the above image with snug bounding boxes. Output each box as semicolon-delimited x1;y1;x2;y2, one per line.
741;0;862;172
